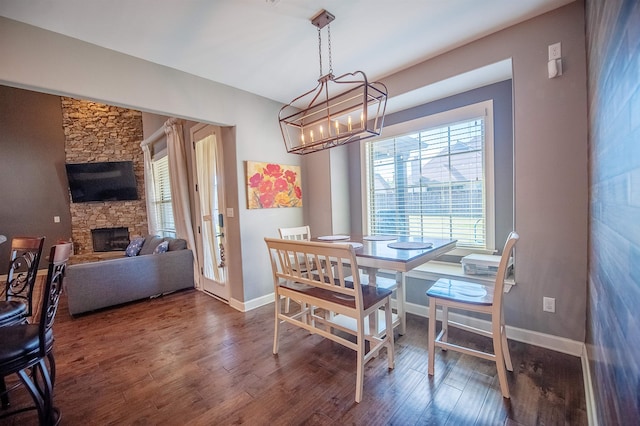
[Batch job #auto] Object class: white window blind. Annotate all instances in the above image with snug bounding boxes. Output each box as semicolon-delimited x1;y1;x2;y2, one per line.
365;106;492;249
152;155;176;238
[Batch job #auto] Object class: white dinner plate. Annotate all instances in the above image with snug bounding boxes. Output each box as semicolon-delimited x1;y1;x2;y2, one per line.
363;235;397;241
387;241;433;250
317;235;350;241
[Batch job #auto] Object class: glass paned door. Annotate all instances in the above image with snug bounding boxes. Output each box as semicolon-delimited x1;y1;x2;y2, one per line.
192;125;229;301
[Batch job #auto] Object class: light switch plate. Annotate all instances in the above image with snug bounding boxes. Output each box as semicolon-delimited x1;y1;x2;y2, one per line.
548;42;561;60
543;297;556;313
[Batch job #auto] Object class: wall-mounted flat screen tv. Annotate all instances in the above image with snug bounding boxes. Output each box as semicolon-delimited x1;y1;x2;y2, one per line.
65;161;138;203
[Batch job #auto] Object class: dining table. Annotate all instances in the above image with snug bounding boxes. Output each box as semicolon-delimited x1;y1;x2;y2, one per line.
314;234;457;335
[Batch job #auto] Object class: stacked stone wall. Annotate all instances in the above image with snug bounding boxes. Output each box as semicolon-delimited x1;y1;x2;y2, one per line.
62;98;147;254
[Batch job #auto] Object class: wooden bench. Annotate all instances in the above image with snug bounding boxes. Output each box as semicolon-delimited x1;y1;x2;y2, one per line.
265;237;395;403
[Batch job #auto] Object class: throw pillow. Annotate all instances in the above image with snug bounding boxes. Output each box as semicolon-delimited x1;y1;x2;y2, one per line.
125;237;144;257
153;241;169;254
139;235;163;255
165;237;187;251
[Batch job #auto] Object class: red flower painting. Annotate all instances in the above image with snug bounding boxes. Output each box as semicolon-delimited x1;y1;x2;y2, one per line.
247;161;302;209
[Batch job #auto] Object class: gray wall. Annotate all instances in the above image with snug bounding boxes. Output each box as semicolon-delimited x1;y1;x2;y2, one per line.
305;2;588;341
0;85;72;273
585;0;640;422
0;1;589;342
385;2;588;342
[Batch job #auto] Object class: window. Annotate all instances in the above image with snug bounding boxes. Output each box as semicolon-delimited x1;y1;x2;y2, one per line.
151;155;176;238
364;101;494;250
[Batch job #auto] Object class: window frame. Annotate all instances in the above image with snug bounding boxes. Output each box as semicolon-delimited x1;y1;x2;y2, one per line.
150;150;176;238
361;100;496;254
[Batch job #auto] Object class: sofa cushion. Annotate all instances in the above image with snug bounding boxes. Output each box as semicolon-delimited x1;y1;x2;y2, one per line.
125;237;145;257
165;238;187;251
139;235;164;255
153;241;169;254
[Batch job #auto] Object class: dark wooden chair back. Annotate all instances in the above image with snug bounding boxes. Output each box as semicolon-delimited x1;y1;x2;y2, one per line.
4;236;45;317
38;242;72;356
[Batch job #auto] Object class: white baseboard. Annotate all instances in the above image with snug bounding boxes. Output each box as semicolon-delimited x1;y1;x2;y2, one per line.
237;295;583;356
403;300;583;356
581;344;598;426
229;292;275;312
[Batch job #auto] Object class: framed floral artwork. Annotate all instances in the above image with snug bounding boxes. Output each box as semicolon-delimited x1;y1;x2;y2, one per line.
246;161;302;209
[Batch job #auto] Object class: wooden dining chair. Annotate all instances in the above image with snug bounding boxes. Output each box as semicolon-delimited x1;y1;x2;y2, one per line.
0;242;72;424
0;236;46;327
266;238;394;403
0;236;45;410
278;226;313;313
427;231;519;398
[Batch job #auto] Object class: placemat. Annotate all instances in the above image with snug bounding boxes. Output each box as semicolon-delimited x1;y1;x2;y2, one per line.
363;235;397;241
317;235;350;241
387;241;433;250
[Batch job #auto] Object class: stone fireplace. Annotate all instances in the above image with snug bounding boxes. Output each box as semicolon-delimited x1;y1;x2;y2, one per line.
91;227;130;252
62;98;148;255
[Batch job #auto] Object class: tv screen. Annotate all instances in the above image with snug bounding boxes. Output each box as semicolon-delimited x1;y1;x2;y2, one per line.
65;161;138;203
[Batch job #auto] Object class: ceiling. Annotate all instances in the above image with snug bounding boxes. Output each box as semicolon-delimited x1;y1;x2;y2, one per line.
0;0;574;106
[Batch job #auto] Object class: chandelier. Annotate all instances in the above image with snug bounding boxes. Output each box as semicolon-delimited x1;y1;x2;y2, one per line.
278;9;388;155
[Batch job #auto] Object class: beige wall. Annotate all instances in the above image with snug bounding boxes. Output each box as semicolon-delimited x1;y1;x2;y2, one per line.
0;16;302;307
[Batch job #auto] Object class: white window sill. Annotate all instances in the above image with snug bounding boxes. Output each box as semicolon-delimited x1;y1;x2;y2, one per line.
408;260;516;292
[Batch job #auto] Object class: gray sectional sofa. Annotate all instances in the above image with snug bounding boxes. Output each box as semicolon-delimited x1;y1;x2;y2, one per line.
65;235;195;315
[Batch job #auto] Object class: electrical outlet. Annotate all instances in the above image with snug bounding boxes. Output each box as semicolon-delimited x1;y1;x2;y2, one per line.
548;42;562;60
543;297;556;313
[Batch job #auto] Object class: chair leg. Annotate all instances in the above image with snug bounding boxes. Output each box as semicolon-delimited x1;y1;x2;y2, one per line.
355;318;365;403
428;297;436;376
501;323;513;371
273;298;281;355
441;306;449;350
385;301;395;370
301;302;309;326
48;351;56;387
0;377;9;409
492;319;510;398
17;358;56;425
284;296;291;313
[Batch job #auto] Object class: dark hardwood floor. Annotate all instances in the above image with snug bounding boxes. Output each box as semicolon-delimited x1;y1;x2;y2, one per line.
2;282;587;425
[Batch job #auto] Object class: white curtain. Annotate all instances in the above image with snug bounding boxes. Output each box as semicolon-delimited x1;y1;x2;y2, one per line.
195;133;222;282
141;143;158;235
164;118;201;289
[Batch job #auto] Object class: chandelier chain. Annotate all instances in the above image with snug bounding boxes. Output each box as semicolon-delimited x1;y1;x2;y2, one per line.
316;23;333;77
317;27;323;77
327;24;333;75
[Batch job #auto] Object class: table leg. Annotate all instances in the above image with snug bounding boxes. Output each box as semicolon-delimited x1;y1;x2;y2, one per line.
396;271;406;335
363;267;380;336
364;267;378;285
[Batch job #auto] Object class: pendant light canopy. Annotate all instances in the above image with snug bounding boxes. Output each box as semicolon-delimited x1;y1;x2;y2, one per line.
279;10;388;155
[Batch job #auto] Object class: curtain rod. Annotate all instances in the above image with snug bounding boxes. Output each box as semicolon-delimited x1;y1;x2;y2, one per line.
140;118;184;147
